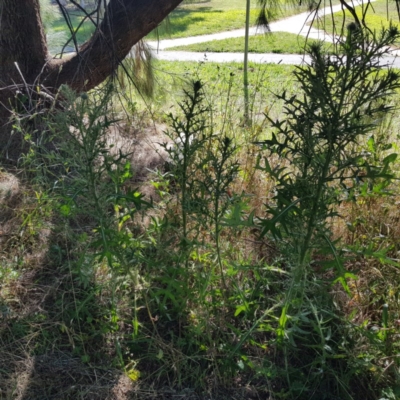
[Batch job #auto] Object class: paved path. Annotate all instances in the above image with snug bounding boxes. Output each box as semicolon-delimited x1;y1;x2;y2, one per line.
153;50;311;65
145;0;400;68
147;2;345;51
151;50;400;68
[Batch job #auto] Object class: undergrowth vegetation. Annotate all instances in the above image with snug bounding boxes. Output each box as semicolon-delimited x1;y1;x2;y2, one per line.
2;23;400;400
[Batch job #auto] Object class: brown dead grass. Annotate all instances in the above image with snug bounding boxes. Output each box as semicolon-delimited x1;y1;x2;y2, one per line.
0;351;136;400
2;110;400;399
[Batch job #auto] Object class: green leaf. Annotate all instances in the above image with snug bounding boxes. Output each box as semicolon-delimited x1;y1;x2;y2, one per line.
234;305;248;317
383;153;397;167
367;136;376;153
237;359;245;370
156;350;164;360
59;203;71;217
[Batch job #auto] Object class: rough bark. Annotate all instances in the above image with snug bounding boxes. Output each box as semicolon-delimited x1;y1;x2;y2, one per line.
46;0;183;92
0;0;49;106
0;0;182;161
0;0;183;104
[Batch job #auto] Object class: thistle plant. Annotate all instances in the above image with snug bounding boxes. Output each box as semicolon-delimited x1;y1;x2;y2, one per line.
162;81;241;290
258;26;400;283
163;80;211;246
252;25;400;398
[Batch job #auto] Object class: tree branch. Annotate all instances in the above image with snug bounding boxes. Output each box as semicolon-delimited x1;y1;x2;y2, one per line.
43;0;183;93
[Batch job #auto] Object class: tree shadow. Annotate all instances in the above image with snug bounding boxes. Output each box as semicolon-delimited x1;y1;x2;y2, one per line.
0;121;173;399
147;7;223;39
0;238;131;398
0;173;135;399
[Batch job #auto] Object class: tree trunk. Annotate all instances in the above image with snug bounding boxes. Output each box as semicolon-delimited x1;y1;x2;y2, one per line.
0;0;182;161
0;0;49;103
0;0;182;112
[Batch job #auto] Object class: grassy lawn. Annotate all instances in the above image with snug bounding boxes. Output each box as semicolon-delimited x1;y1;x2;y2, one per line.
52;8;96;47
168;31;334;53
142;60;298;124
182;0;258;10
313;0;400;35
146;8;260;39
49;0;318;46
147;1;318;39
153;59;296;96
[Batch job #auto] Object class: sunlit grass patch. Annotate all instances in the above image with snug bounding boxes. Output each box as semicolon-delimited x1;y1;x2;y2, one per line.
150;60;296;112
146;8;260;40
312;0;400;37
147;3;324;40
168;31;334;54
51;9;96;48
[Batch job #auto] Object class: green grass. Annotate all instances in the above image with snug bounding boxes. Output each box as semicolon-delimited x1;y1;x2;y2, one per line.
153;59;296;94
182;0;259;10
168;31;334;53
147;2;319;40
313;0;400;35
146;8;260;39
50;3;259;45
139;60;298;124
147;0;341;40
52;9;96;47
4;34;400;399
49;0;317;45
